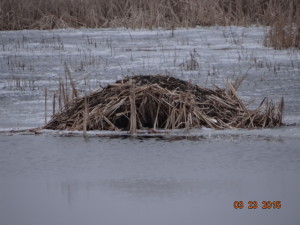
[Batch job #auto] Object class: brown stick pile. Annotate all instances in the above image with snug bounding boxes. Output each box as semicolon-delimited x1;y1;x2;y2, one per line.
43;75;284;132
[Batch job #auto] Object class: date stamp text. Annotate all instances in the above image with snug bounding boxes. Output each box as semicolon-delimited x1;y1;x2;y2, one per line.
233;201;281;209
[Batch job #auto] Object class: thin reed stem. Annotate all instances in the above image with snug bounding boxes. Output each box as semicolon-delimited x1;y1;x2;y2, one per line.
44;87;47;125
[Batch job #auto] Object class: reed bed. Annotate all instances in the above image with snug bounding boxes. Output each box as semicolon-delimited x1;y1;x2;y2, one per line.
0;0;298;30
264;8;300;49
43;75;284;133
1;0;299;49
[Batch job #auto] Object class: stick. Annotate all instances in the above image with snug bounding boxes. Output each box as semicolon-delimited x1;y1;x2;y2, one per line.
129;78;137;134
64;62;78;99
44;87;47;125
52;93;56;116
83;95;88;137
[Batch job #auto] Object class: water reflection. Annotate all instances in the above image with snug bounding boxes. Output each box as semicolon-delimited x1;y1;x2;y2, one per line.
59;177;240;202
1;134;300;225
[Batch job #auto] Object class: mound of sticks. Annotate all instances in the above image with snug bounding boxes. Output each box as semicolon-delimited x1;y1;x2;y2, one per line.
43;75;284;133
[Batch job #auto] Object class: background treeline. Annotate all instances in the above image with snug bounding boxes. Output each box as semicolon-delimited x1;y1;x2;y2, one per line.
0;0;299;48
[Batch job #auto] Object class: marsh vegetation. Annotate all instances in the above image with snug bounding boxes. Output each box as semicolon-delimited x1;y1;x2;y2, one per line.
0;26;299;130
1;0;299;49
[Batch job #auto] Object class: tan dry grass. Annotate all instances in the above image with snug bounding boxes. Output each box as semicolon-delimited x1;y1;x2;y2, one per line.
264;10;300;49
2;0;299;49
43;75;284;132
0;0;299;30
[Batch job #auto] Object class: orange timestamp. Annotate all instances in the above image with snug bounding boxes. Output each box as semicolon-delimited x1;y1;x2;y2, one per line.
233;201;281;209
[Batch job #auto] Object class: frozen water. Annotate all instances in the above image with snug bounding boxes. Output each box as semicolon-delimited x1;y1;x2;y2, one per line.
0;26;299;129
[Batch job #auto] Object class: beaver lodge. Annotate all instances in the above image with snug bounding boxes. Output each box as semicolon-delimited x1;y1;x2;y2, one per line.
43;75;284;133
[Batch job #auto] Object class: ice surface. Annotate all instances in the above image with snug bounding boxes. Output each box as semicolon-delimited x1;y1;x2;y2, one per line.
0;26;299;134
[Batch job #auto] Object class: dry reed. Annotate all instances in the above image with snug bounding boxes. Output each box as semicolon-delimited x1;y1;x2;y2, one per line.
0;0;298;30
83;95;88;136
44;87;48;125
43;75;284;132
264;3;300;50
2;0;299;49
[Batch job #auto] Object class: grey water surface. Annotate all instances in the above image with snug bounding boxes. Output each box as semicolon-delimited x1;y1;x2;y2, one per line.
1;134;300;225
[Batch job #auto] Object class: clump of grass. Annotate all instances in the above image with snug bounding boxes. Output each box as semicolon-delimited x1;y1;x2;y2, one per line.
181;49;200;71
43;75;284;133
263;0;300;49
265;22;300;50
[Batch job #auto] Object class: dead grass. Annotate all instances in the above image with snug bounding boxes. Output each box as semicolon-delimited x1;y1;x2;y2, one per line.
43;75;284;132
264;4;300;50
2;0;299;49
0;0;298;30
